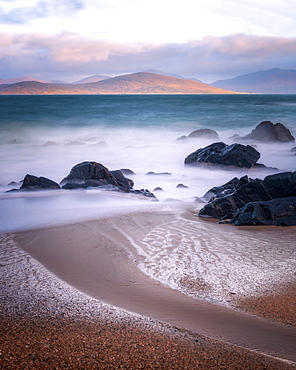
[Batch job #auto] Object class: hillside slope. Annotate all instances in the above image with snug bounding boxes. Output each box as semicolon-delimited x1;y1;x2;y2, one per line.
0;72;235;95
212;68;296;93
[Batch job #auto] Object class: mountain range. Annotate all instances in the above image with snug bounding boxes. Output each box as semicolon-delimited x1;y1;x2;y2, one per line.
0;72;234;95
0;68;295;94
211;68;296;94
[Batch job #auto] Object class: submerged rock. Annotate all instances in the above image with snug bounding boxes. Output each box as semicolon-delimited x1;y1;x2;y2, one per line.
185;142;260;169
199;171;296;226
237;121;295;143
145;171;172;176
177;129;219;141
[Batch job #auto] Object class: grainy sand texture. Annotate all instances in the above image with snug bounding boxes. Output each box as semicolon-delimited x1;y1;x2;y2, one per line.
1;204;296;369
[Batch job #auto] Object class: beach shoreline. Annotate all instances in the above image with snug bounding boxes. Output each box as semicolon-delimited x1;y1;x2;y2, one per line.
1;205;296;368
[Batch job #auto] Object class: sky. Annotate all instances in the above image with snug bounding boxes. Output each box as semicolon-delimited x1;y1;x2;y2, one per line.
0;0;296;83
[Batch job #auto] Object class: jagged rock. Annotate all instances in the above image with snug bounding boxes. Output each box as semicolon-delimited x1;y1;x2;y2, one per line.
238;121;295;143
199;177;272;219
19;174;60;190
231;197;296;226
185;142;260;169
263;171;296;199
61;161;134;191
177;129;219;141
199;171;296;226
202;177;240;202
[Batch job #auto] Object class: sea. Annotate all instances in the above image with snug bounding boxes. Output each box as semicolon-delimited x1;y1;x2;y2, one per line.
1;94;296;307
0;94;296;232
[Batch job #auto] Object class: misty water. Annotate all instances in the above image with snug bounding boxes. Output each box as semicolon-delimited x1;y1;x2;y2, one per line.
0;94;295;232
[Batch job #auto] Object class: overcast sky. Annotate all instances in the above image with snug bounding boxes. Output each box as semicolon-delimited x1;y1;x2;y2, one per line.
1;0;296;82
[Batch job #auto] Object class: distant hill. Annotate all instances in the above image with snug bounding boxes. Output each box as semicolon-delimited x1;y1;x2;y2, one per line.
211;68;296;93
73;75;111;84
145;70;201;82
0;72;235;95
0;76;50;84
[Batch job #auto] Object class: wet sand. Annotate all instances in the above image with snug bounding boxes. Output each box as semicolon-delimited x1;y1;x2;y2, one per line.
1;205;296;368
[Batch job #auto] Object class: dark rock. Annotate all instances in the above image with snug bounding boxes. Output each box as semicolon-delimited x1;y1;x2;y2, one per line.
110;170;134;191
234;178;272;203
177;129;219;141
185;142;260;169
129;189;158;200
19;174;60;190
42;141;57;146
199;171;296;226
61;161;134;191
91;141;108;147
199;177;272;219
202;177;240;202
238;121;295;143
263;171;296;199
291;147;296;152
145;171;172;176
153;187;164;192
120;168;135;175
176;183;188;188
230;197;296;226
199;195;244;219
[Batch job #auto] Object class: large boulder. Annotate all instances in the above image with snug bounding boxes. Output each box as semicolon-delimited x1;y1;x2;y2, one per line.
20;174;60;190
198;171;296;225
199;177;271;220
231;197;296;226
185;142;260;169
177;129;219;141
61;161;134;191
239;121;295;143
263;171;296;198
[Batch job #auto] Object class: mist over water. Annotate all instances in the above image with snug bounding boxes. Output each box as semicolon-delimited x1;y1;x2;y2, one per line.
0;94;295;232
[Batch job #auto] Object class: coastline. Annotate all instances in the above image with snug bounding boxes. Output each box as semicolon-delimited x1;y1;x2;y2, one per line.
1;205;296;368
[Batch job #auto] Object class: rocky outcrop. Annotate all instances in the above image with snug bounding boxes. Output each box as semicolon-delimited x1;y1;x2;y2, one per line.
237;121;295;142
231;197;296;226
185;142;261;169
177;129;219;141
10;161;156;199
20;174;60;190
60;162;134;191
199;171;296;226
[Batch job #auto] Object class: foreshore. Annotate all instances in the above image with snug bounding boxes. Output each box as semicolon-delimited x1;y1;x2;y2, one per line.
1;205;296;369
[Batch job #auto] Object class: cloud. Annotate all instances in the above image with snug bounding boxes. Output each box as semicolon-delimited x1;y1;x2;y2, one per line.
0;32;295;82
0;0;84;24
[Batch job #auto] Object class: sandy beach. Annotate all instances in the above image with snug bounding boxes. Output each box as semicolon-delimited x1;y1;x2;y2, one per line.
1;203;296;369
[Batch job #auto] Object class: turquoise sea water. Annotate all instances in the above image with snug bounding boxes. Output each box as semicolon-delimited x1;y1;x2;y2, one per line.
1;94;296;131
0;94;295;231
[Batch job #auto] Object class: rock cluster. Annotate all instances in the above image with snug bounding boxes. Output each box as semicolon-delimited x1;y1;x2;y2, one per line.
199;172;296;226
185;142;261;169
12;161;156;199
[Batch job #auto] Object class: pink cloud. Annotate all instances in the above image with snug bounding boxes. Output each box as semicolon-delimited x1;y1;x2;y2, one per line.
0;32;295;82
